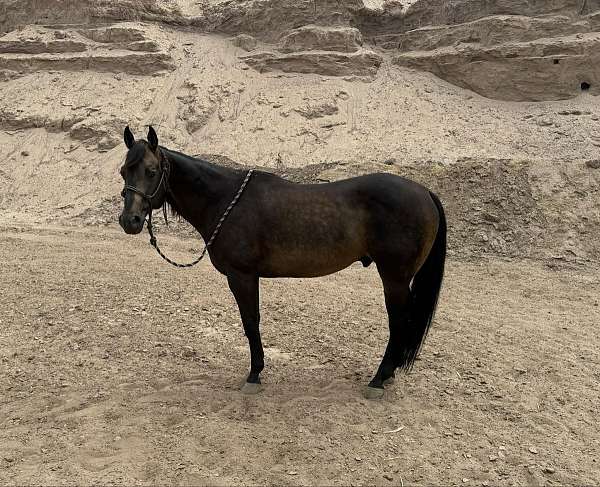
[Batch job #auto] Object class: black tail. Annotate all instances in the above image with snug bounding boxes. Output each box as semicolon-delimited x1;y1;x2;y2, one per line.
397;191;447;371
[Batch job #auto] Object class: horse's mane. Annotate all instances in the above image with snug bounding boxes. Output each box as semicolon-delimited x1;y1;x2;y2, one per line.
161;148;243;221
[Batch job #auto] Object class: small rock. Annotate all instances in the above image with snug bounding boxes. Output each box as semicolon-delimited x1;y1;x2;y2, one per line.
462;478;470;483
21;151;29;157
585;159;600;169
489;455;498;462
482;212;500;223
383;474;393;481
383;158;396;166
287;470;298;476
182;346;196;357
355;456;362;462
529;447;538;454
543;466;556;474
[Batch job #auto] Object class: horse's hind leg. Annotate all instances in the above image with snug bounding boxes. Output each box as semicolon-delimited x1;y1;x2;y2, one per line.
366;266;412;399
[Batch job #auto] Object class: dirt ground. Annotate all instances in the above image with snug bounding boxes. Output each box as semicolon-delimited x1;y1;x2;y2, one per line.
1;223;599;486
1;2;600;485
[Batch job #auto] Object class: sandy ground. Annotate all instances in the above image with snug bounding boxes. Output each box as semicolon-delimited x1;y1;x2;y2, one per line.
1;223;599;486
1;2;600;485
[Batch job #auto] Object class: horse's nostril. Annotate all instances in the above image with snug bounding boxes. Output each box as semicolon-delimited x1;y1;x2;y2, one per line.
130;215;142;225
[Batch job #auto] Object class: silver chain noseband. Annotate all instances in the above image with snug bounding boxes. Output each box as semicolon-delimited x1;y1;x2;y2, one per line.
123;149;254;268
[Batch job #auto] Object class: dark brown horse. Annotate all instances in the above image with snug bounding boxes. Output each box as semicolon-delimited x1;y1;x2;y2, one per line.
118;126;446;398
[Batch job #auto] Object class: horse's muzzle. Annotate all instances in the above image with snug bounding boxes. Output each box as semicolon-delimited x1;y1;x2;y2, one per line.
119;213;145;234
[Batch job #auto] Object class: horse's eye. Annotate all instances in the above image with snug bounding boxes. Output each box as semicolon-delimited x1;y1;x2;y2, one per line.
146;169;157;178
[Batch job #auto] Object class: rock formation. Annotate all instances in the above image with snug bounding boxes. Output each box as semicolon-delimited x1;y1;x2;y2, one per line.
0;0;598;261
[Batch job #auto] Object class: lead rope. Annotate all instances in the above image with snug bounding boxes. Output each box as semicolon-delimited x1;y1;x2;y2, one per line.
146;168;254;268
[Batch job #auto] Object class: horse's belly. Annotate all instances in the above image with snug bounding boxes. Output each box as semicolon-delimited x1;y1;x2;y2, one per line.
261;244;364;278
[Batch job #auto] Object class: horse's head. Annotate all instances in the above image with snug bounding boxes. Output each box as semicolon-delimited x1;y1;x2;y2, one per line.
118;125;168;234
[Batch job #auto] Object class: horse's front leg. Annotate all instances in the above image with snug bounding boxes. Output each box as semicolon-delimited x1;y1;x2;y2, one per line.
227;273;264;394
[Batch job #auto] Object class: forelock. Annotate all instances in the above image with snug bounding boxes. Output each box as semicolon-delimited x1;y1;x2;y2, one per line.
124;141;149;168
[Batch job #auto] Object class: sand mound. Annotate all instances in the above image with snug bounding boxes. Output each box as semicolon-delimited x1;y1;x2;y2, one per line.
0;0;598;264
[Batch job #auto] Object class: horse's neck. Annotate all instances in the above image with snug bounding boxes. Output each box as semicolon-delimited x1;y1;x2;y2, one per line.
164;149;234;238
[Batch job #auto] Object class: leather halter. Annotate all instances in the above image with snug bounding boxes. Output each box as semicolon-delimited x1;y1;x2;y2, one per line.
121;146;254;268
122;147;170;207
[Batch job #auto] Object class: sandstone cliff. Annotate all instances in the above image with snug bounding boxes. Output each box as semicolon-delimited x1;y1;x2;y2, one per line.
0;0;598;263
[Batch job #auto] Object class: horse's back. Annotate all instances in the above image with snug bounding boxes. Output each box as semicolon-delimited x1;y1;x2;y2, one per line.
254;170;438;233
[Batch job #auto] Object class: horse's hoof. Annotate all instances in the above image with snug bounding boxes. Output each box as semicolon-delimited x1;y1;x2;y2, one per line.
241;382;263;395
383;376;395;385
365;385;385;400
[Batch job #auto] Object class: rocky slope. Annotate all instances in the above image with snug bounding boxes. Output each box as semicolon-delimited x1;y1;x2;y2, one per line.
0;0;599;263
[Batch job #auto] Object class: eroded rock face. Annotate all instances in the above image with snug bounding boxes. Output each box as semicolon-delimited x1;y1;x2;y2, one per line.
78;26;147;44
0;0;185;33
0;24;174;77
353;0;600;34
69;115;127;151
360;0;600;101
192;0;363;42
374;15;588;51
393;32;600;101
0;26;87;53
240;49;383;77
279;25;363;53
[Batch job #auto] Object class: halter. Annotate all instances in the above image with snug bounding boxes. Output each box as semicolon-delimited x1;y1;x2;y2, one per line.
121;148;254;268
122;147;170;221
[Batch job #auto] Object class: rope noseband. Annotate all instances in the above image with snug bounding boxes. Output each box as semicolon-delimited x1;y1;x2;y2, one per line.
122;149;254;268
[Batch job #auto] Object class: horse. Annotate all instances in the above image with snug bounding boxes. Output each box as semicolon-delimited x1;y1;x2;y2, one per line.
118;126;446;398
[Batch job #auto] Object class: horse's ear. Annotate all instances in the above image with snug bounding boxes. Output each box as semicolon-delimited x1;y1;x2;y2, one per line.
147;126;158;152
124;126;135;149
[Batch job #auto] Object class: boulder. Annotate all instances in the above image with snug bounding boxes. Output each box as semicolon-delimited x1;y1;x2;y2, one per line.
279;25;363;53
230;34;259;51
